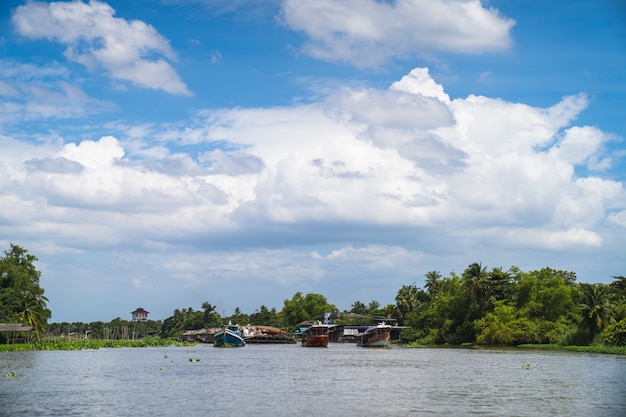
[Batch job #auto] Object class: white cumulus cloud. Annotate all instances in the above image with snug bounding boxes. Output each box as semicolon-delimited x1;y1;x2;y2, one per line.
12;0;191;95
280;0;515;68
1;67;624;305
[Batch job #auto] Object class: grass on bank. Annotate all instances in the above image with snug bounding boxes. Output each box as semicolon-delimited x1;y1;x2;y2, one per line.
406;340;626;355
0;337;193;352
516;344;626;355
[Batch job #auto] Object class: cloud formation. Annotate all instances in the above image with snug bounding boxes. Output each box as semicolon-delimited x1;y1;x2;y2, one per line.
1;62;624;319
2;68;621;252
280;0;515;68
12;0;191;95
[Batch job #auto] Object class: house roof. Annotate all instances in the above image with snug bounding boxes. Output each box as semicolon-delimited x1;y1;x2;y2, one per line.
131;308;150;314
0;324;34;332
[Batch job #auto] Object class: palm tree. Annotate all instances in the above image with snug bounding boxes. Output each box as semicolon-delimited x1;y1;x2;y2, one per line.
485;267;513;305
367;300;381;312
14;291;50;341
395;284;419;325
610;275;626;292
424;270;441;299
579;283;614;342
350;301;367;315
462;262;489;305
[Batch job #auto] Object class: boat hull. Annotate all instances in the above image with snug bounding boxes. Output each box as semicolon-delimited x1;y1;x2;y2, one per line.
302;334;329;347
214;328;246;347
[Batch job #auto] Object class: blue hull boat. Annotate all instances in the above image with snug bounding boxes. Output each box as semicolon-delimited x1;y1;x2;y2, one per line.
214;324;246;347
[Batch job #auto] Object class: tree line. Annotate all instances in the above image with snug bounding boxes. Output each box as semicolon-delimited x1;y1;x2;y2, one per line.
2;244;625;347
396;264;625;347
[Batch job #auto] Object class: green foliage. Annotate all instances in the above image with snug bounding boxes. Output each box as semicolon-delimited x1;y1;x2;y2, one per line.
395;284;428;326
424;270;441;299
225;307;249;326
4;246;621;352
515;267;582;323
160;303;222;338
579;283;615;343
602;319;626;346
476;301;539;345
395;264;621;348
349;300;368;315
0;337;189;352
427;274;470;343
280;292;336;328
249;305;281;327
47;319;162;341
0;244;51;342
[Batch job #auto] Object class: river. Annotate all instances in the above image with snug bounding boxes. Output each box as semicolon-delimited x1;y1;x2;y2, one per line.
1;343;625;416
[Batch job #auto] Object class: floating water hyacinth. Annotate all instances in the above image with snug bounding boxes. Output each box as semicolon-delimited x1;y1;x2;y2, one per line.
5;371;15;377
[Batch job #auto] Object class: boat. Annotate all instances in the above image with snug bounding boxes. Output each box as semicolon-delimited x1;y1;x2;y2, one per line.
301;324;334;347
243;325;296;344
357;323;392;348
213;323;246;347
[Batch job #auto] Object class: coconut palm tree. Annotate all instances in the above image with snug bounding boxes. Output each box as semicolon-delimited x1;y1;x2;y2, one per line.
485;267;513;305
395;284;419;325
462;262;489;305
14;291;50;341
424;270;441;299
579;283;614;342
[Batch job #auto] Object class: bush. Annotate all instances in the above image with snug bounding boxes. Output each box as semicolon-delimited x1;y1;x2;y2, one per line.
602;319;626;346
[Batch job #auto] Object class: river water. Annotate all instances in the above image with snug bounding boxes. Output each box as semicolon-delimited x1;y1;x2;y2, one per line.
1;344;625;416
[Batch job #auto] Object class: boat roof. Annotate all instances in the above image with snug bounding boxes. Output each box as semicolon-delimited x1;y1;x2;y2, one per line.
302;324;336;332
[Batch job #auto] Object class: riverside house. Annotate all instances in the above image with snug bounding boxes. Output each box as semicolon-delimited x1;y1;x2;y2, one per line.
131;308;150;322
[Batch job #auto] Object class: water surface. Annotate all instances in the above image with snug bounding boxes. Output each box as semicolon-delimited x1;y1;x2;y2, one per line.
1;344;625;416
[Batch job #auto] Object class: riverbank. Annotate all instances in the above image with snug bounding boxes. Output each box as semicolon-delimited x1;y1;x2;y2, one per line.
516;343;626;355
406;341;626;355
0;337;192;352
3;339;625;354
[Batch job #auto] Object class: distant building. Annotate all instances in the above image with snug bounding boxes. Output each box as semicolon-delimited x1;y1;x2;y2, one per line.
131;307;150;322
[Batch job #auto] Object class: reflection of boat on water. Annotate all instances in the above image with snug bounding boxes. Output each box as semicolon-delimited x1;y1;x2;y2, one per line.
357;323;391;348
301;324;335;347
214;323;246;347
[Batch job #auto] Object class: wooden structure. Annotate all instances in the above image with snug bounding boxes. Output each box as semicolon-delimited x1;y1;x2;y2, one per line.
0;323;34;344
0;324;34;332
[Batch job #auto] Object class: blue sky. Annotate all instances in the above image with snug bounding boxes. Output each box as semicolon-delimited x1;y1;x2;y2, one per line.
1;0;625;323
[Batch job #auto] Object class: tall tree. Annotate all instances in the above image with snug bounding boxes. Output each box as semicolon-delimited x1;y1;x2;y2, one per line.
0;244;51;341
486;267;513;304
579;283;614;342
227;307;249;326
367;300;381;314
424;270;441;299
249;305;280;327
395;284;425;325
610;275;626;292
462;263;488;301
280;292;336;328
350;301;368;315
